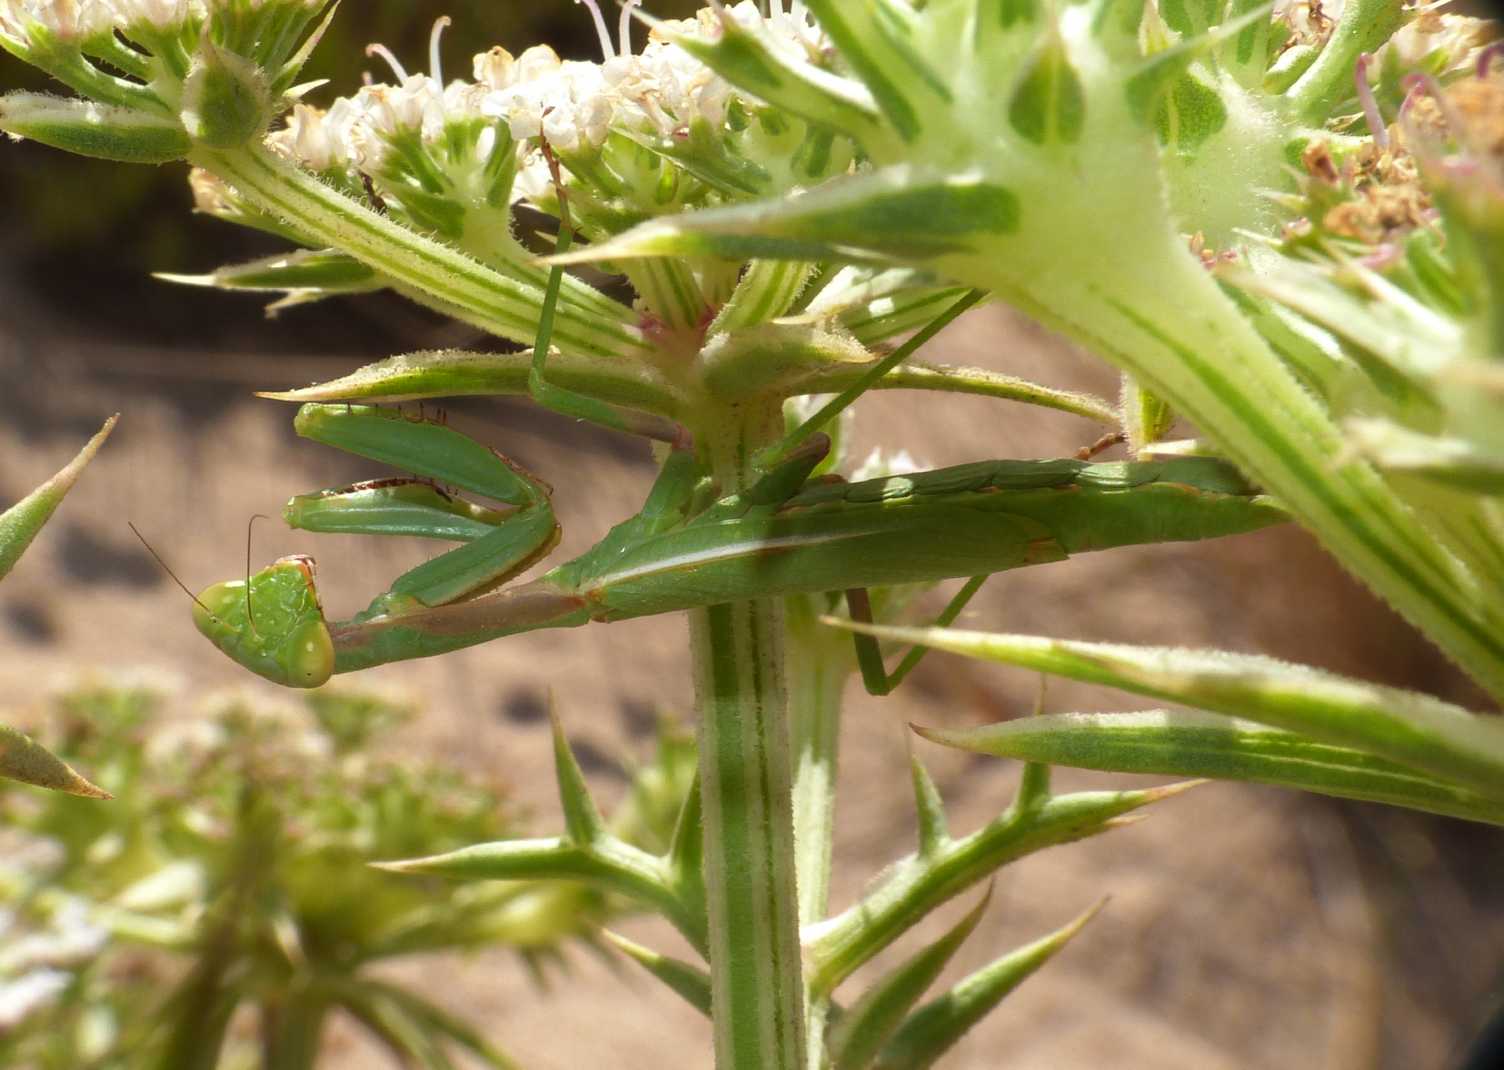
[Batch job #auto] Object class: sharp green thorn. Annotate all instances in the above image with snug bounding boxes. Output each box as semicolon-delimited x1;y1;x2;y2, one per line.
550;702;607;845
603;930;713;1017
0;414;117;584
908;750;949;857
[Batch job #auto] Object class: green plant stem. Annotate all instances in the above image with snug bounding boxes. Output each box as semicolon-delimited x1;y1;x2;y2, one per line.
787;597;849;928
786;595;852;1068
194;145;648;361
690;402;808;1070
985;243;1504;702
260;985;328;1070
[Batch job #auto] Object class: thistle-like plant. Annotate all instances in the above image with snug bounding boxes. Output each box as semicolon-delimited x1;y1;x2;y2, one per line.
2;1;1501;1067
0;682;696;1068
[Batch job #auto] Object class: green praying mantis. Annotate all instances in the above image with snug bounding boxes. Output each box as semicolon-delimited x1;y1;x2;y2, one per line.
191;399;1285;689
188;135;1283;692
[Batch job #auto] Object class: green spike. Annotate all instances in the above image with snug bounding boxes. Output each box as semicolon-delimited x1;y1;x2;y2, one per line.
550;706;606;845
909;752;949;857
1;414;116;582
829;886;993;1070
0;722;110;798
875;900;1106;1070
667;773;704;883
603;931;713;1018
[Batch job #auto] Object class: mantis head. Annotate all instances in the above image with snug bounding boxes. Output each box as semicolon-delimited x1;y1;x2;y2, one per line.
193;555;334;689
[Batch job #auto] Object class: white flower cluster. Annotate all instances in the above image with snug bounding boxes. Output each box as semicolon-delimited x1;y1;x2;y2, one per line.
269;74;491;173
267;2;825;186
0;0;199;41
0;0;328;44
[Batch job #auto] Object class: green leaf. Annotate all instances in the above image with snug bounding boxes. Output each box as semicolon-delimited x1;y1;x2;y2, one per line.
256;350;684;418
1;414;116;583
547;166;1017;267
1344;421;1504;495
836;623;1504;804
156;248;378;294
604;930;713;1017
788;360;1121;425
828;887;991;1070
919;710;1504;825
0;93;190;163
0;722;110;798
875;900;1104;1070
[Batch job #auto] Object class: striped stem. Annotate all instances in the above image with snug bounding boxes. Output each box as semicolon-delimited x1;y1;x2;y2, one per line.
197;145;649;361
690;403;807;1070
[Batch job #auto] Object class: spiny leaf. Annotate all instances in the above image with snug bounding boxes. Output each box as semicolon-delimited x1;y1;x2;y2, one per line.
0;414;116;583
837;623;1504;804
804;783;1195;995
546;165;1017;268
1344;421;1504;494
0;722;110;798
828;886;992;1070
256;350;683;417
156;248;378;294
875;900;1105;1069
919;710;1504;825
788;361;1121;425
603;930;712;1017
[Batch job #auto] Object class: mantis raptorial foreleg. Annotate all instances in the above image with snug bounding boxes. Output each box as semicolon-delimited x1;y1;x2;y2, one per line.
193;403;562;686
845;577;989;696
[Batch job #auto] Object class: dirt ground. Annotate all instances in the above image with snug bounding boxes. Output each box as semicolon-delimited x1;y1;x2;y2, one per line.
3;223;1504;1068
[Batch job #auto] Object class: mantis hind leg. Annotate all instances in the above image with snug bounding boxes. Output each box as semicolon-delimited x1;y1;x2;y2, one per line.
847;575;989;697
530;136;682;445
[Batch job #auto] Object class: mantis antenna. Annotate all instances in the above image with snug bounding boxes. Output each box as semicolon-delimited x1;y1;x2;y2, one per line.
127;522;220;622
245;513;273;637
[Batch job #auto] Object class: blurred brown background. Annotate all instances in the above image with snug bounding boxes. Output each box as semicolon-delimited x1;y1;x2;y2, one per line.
3;4;1504;1068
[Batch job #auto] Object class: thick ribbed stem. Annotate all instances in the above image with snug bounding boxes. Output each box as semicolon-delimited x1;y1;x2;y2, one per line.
690;402;807;1070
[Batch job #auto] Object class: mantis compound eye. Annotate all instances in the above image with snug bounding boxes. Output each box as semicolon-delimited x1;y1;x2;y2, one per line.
193;556;334;689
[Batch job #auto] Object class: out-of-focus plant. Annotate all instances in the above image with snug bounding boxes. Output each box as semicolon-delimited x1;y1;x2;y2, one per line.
0;680;695;1069
0;417;114;797
2;1;1502;1067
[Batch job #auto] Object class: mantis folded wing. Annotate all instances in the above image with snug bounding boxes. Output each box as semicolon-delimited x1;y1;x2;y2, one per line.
191;404;1284;688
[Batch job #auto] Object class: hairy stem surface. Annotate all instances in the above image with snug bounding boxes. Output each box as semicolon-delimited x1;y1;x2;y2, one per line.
690;403;807;1070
